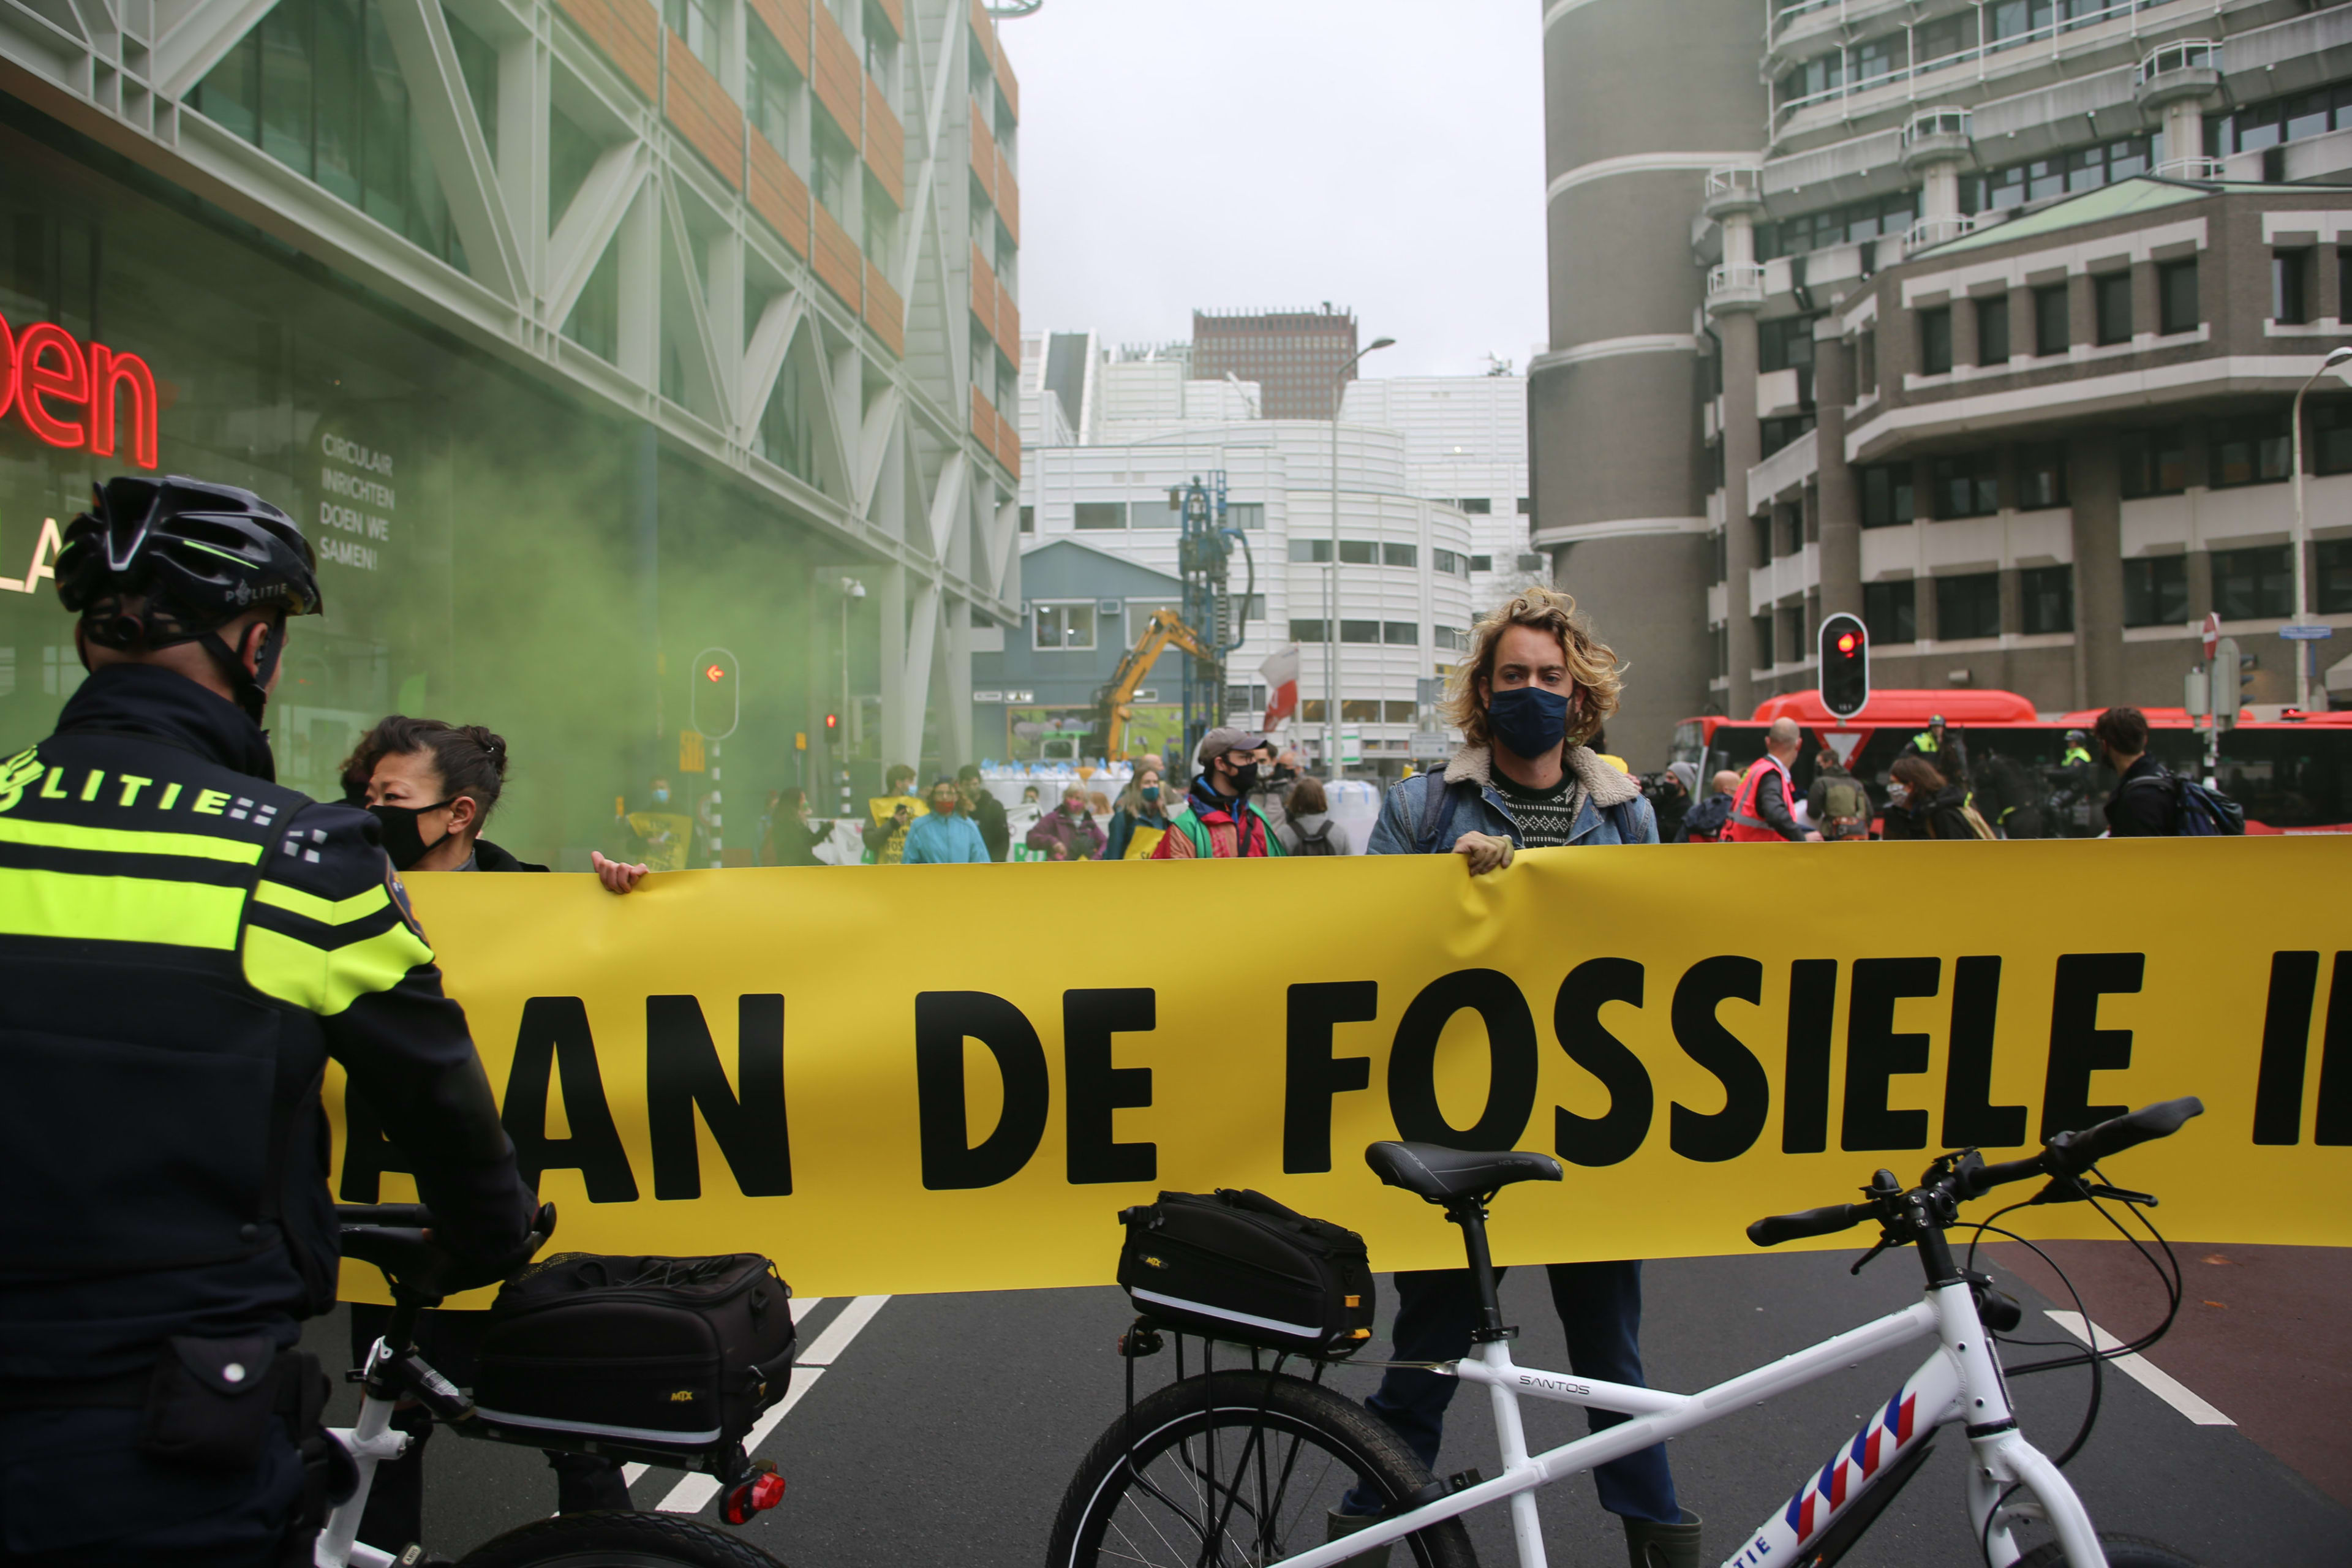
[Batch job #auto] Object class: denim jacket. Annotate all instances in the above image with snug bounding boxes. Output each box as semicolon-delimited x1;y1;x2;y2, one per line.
1368;743;1659;854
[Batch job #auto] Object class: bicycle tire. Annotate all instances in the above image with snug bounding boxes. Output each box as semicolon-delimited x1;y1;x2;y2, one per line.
2013;1534;2204;1567
454;1510;788;1568
1047;1369;1478;1568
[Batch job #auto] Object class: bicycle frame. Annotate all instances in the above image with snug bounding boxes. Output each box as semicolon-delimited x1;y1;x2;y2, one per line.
314;1335;413;1568
1261;1276;2106;1568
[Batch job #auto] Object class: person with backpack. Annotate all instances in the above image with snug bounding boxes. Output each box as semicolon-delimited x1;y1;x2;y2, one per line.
1150;728;1288;859
1349;589;1697;1568
1880;756;1992;840
1674;769;1741;842
1806;750;1872;841
1280;774;1348;855
2094;706;2245;836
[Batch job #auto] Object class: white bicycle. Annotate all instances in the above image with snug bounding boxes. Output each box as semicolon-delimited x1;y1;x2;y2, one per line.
317;1204;789;1568
1050;1098;2207;1568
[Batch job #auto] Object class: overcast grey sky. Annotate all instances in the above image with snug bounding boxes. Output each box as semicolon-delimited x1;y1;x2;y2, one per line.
1000;1;1548;379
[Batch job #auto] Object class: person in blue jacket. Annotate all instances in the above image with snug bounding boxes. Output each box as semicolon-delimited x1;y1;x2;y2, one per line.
902;776;990;863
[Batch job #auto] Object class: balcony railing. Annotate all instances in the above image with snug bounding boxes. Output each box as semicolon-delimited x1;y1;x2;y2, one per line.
1705;165;1764;203
2153;154;2227;181
1773;0;2186;129
1903;213;1984;252
1901;105;1972;147
1707;263;1768;301
2139;37;2220;85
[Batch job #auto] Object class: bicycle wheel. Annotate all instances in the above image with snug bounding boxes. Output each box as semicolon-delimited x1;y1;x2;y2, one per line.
2013;1534;2203;1567
455;1511;786;1567
1047;1370;1479;1568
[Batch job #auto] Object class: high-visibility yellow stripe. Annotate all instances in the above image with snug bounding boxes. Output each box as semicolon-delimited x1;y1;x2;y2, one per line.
0;816;263;864
243;919;432;1016
253;878;390;927
0;867;246;948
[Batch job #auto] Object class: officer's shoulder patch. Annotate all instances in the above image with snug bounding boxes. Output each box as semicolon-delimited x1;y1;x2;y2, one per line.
385;861;429;943
0;746;41;814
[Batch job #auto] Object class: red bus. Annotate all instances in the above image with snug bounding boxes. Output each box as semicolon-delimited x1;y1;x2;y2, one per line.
1671;690;2352;835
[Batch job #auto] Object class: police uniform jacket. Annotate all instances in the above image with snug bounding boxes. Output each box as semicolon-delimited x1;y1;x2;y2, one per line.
0;665;535;1382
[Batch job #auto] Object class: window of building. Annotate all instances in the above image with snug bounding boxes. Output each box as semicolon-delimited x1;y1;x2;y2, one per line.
2209;413;2290;487
1074;502;1126;530
1383;621;1419;646
1931;451;1999;518
664;0;721;70
1019;505;1034;533
2273;250;2312;325
812;111;856;220
1382;542;1417;568
2034;285;2069;356
2204;81;2352;156
2312;401;2352;476
1753;513;1775;565
746;15;804;158
1978;295;2010;364
2094;272;2132;345
1916;12;1971;64
1920;306;1954;375
1759;315;1819;373
1517;497;1532;515
1937;572;2002;641
1861;463;1914;528
1753;614;1774;669
1471;554;1494;573
2317;539;2352;614
1224;502;1264;529
1289;619;1327;643
1337;540;1377;565
1758;194;1915;259
2015;442;2066;510
1433;625;1470;652
1033;601;1096;650
2121;556;2189;628
2156;259;2198;336
1863;579;1917;644
2213;546;2294;620
2021;564;2074;634
2120;426;2192;497
1339;620;1381;644
1760;413;1816;458
1460;497;1492;514
1289;537;1331;562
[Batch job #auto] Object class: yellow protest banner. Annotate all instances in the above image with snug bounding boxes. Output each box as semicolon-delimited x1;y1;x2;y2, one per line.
1123;826;1166;861
333;840;2352;1305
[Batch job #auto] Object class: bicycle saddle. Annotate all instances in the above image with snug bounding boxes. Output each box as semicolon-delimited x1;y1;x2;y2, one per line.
1365;1142;1563;1205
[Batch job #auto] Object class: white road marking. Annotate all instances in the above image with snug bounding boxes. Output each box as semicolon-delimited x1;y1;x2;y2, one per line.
2043;1311;2234;1426
621;1297;826;1488
652;1294;891;1515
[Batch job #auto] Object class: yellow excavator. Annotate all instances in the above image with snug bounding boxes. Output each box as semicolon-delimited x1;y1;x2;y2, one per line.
1095;609;1216;761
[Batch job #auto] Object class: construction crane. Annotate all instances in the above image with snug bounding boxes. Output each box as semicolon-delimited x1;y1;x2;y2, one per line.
1171;472;1255;762
1095;609;1216;763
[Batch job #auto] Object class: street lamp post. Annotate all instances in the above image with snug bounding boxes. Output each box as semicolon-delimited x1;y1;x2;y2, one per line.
1325;335;1395;778
2290;345;2352;713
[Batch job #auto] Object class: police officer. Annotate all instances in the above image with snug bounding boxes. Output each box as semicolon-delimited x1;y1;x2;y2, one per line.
0;477;540;1566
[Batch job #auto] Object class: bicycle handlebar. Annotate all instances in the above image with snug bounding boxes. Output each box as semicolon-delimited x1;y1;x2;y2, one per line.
1747;1096;2204;1247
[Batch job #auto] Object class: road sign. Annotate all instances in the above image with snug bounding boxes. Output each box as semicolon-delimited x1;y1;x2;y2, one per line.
1409;731;1450;760
1819;612;1869;720
1822;729;1866;766
2202;612;2221;662
2280;624;2335;641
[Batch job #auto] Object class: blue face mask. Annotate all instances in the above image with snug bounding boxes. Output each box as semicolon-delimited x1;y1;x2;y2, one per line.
652;788;669;805
1141;784;1161;802
1487;685;1570;760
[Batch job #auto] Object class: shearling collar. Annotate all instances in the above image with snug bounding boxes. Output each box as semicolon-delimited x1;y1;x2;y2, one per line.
1443;742;1642;808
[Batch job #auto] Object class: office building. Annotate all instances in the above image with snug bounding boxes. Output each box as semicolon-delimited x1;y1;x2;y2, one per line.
1534;0;2352;765
1341;371;1540;605
1192;306;1363;420
0;0;1020;855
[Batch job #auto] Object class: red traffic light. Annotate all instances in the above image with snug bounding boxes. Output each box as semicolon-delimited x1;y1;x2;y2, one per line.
704;663;727;682
824;713;839;729
1836;632;1859;655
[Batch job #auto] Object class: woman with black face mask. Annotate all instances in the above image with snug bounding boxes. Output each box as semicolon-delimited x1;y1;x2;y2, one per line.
333;717;636;1547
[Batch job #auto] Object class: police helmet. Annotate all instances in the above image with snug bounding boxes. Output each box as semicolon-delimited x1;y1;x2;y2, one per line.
56;476;322;644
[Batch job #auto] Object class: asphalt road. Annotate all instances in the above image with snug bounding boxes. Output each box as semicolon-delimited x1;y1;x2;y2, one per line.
305;1243;2352;1568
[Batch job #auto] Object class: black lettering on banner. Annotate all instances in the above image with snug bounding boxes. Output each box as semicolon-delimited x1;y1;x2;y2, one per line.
647;994;791;1200
914;990;1049;1190
502;997;641;1201
2316;952;2351;1147
1842;958;1939;1152
1283;981;1378;1173
2252;951;2319;1146
1781;959;1837;1154
336;1086;413;1202
1668;956;1769;1162
1552;958;1651;1167
1065;988;1157;1185
2041;953;2143;1140
1941;957;2027;1149
1389;969;1537;1150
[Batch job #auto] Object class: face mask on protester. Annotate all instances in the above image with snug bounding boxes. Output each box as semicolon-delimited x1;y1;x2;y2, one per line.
1224;762;1261;796
1487;685;1570;759
652;787;669;804
1141;783;1161;804
1064;799;1085;816
1887;782;1911;807
933;796;957;816
369;799;455;871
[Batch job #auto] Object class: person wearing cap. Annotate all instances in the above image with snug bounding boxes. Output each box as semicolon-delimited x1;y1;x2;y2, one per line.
1150;727;1289;859
1650;759;1698;842
903;775;990;863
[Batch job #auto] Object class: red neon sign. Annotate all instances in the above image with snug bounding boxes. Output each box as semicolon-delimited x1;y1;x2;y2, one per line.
0;309;159;470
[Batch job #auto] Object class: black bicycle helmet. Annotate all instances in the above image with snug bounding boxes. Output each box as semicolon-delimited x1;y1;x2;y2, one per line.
55;475;323;722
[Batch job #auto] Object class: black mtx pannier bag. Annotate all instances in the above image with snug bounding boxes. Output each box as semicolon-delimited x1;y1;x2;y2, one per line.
472;1253;795;1466
1117;1189;1374;1357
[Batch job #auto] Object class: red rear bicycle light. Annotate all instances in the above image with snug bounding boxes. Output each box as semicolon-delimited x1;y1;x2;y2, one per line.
720;1463;786;1525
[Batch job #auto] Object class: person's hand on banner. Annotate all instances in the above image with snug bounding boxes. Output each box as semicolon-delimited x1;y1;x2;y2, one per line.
590;850;650;894
1452;831;1514;875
